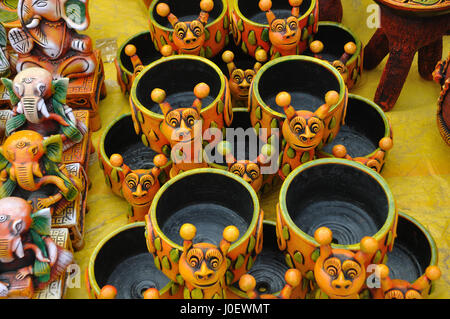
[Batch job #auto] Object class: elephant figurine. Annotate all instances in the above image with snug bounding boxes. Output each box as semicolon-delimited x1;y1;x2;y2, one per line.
0;130;83;211
0;197;73;298
1;67;87;151
8;0;96;79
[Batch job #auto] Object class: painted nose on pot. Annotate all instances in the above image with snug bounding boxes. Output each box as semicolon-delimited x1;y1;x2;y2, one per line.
184;29;198;45
195;262;214;281
284;25;296;39
331;272;352;290
132;184;148;198
299;126;316;142
238;80;250;91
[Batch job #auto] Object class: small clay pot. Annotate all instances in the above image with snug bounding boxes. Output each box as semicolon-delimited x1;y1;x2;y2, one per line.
369;212;440;299
86;222;182;299
317;94;393;173
230;0;319;58
250;55;347;143
114;31;168;94
145;168;264;291
276;158;397;292
227;221;306;299
130;55;232;155
305;22;363;89
98;113;171;197
148;0;229;58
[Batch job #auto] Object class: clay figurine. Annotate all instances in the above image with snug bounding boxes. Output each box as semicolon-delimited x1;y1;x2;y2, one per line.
150;83;210;178
8;0;97;79
1;67;87;151
277;90;340;179
109;153;167;223
178;223;239;299
0;197;73;298
0;130;83;211
155;0;214;56
433;52;450;146
258;0;303;59
313;227;379;299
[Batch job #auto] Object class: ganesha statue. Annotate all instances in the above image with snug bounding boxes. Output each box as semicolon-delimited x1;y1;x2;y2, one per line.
8;0;96;79
0;197;73;298
1;67;87;151
0;130;83;212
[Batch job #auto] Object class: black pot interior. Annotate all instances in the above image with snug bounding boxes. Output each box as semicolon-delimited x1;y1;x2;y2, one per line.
93;225;170;299
120;32;163;74
136;58;221;114
258;59;341;114
322;96;386;157
104;115;157;170
152;0;224;28
304;24;356;62
285;163;389;245
237;0;313;24
155;172;254;246
385;216;432;283
233;222;288;295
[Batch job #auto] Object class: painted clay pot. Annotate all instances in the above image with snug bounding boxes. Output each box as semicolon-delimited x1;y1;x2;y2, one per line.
115;31;169;94
250;55;347;149
230;0;319;59
98;113;171;198
145;168;264;298
276;158;397;296
363;1;450;111
317;94;393;173
305;22;363;89
318;0;342;22
227;221;306;299
433;53;450;146
369;212;440;299
86;222;182;299
130;55;232;155
148;0;230;58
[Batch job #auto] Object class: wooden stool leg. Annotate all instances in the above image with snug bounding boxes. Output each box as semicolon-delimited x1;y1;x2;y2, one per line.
418;38;443;81
374;48;415;111
363;28;389;70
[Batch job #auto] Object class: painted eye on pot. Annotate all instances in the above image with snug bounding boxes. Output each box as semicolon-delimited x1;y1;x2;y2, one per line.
231;69;245;84
309;121;321;134
324;257;341;277
175;23;187;39
231;164;245;177
125;174;139;189
385;289;404;299
272;20;285;33
342;260;361;280
140;175;154;190
246;163;260;180
405;290;422;299
290;117;306;134
206;249;223;270
287;17;298;31
190;21;204;37
187;248;204;268
167;111;181;127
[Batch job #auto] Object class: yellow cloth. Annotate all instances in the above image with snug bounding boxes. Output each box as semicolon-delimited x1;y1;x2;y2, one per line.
66;0;449;299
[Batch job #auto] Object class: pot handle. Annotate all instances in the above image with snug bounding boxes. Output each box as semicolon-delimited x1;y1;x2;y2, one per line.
276;204;287;251
254;209;264;254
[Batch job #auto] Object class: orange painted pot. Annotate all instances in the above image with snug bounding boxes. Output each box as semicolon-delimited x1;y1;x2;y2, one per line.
115;31;168;94
230;0;319;58
145;168;264;289
130;55;232;155
148;0;230;58
98;113;171;197
304;22;363;89
368;212;440;299
86;222;182;299
317;94;393;173
276;159;398;295
250;55;348;149
227;221;306;299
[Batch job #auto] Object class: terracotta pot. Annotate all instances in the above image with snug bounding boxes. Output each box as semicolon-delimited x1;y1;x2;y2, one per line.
148;0;229;58
369;212;440;299
433;53;450;146
115;31;168;94
86;222;182;299
130;55;232;155
317;94;393;173
250;55;347;142
98;113;171;198
318;0;342;22
305;22;363;89
276;158;397;295
227;221;306;299
145;168;264;298
230;0;319;59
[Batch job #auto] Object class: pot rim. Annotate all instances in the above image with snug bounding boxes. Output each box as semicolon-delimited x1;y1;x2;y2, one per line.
149;168;261;251
315;21;362;67
99;113;171;173
148;0;228;33
232;0;317;28
130;54;226;120
318;93;391;159
88;222;173;297
374;0;450;16
278;158;396;250
252;55;346;118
